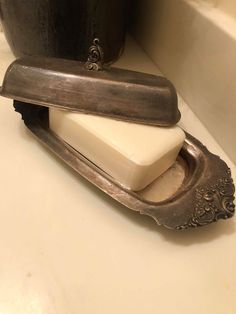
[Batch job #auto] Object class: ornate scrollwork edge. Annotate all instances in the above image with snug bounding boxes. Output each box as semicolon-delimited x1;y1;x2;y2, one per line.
176;169;235;230
85;38;104;71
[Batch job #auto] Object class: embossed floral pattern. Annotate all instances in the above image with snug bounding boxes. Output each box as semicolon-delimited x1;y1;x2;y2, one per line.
177;169;235;230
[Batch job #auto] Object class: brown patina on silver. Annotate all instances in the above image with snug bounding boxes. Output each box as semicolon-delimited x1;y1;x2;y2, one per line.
12;102;235;230
0;53;180;126
0;41;235;230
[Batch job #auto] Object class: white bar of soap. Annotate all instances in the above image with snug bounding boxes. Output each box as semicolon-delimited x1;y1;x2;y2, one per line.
49;109;185;191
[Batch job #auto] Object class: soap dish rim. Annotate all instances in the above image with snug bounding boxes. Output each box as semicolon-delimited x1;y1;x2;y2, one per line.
14;101;235;230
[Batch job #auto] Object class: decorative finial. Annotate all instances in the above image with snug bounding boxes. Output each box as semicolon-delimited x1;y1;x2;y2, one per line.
85;38;104;71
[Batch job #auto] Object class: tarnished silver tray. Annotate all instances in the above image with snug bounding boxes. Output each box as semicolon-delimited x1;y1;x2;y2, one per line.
14;101;235;230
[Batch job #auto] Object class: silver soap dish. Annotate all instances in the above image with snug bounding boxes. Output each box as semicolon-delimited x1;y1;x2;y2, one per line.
12;102;235;230
0;46;234;230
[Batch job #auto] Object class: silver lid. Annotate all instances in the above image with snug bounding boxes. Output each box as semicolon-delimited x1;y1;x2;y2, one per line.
0;55;180;126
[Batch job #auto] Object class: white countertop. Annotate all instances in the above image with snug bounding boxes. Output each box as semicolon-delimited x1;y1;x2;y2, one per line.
0;33;236;314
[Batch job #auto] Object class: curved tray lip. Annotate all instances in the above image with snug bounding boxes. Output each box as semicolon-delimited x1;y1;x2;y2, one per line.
0;56;180;126
14;101;235;230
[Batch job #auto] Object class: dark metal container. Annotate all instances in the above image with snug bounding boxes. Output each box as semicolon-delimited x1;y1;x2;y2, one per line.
0;0;128;63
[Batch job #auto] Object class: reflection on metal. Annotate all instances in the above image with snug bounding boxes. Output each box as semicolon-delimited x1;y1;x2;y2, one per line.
14;102;235;230
0;57;180;126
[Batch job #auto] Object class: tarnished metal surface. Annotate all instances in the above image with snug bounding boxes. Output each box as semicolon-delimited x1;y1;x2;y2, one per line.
0;56;180;126
14;101;235;230
85;38;104;71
